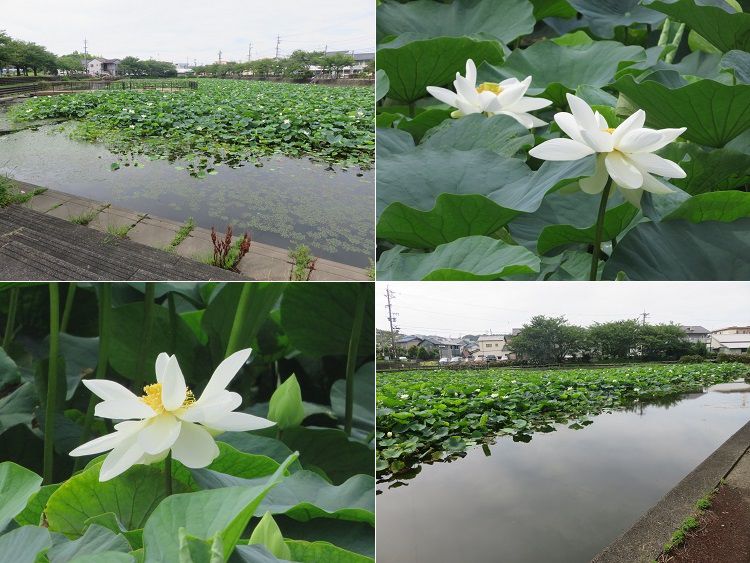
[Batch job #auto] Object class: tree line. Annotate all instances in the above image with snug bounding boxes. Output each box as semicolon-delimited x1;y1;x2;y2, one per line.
508;316;706;364
194;50;370;79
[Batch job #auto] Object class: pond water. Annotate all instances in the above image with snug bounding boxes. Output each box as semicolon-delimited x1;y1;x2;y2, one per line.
0;120;373;267
376;381;750;563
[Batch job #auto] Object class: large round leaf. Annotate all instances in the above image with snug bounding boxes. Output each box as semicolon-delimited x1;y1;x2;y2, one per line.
377;236;541;281
645;0;750;52
419;114;534;156
659;143;750;194
614;74;750;147
664;191;750;222
0;462;42;532
565;0;666;39
377;36;504;103
279;284;374;358
481;40;645;105
377;0;535;43
0;526;53;563
603;218;750;280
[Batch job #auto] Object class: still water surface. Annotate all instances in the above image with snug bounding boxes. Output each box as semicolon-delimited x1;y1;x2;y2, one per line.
0;122;373;266
376;382;750;563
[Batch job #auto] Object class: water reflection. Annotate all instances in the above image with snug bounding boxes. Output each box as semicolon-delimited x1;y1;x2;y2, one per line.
0;122;374;266
376;382;750;563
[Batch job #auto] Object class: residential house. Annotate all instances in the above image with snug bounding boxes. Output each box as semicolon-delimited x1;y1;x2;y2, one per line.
314;51;374;77
680;325;710;347
710;333;750;355
420;336;464;359
477;334;510;360
87;58;120;76
395;336;424;349
712;326;750;335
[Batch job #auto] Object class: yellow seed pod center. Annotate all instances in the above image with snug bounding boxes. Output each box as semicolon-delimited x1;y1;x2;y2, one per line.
605;127;616;134
476;82;503;95
140;383;196;413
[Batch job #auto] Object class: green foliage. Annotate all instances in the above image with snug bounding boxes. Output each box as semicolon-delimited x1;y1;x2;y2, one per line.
248;512;291;559
376;0;750;280
13;79;374;171
0;282;375;561
508;316;587;363
377;363;749;479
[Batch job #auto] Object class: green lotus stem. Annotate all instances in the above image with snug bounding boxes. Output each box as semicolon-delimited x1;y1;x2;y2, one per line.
133;284;156;392
658;18;671;47
225;284;253;357
60;283;77;333
165;451;173;496
75;284;112;471
167;293;177;355
344;285;366;436
665;23;685;64
2;287;19;350
43;283;60;484
589;177;614;281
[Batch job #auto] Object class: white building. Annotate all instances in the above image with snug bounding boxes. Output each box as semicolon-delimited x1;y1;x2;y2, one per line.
87;58;120;76
710;333;750;355
476;335;510;360
681;325;710;346
713;326;750;335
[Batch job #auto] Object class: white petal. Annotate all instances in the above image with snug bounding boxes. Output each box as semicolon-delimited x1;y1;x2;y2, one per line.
155;353;170;384
611;110;645;147
580;128;614;153
529;138;595;161
456;97;480;116
641;171;675;194
99;434;144;481
477;90;498;112
499;77;520;87
198;349;251;402
627;152;686;179
95;399;155;420
69;427;132;456
496;110;534;128
496;77;531;108
181;391;243;423
161;355;187;411
454;76;479;106
554;112;585;144
618;186;644;208
426;86;457;107
605;152;643;189
623;127;686;153
580;154;608;194
83;379;141;402
138;414;181;454
170;422;219;468
507;96;553;113
594;111;609;130
203;411;276;432
566;93;598;132
465;59;477;86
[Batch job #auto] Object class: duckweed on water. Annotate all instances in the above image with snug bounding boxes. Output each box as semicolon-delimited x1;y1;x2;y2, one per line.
376;363;750;479
11;79;374;173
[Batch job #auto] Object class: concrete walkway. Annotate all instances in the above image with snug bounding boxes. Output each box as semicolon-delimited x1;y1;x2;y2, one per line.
592;420;750;562
10;183;369;281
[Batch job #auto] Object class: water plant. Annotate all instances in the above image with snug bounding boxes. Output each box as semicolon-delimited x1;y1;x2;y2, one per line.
376;363;750;480
376;0;750;281
0;282;376;562
288;244;317;281
211;226;251;272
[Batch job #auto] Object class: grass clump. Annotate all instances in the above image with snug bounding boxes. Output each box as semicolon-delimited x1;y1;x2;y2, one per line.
0;175;46;207
165;217;195;251
106;224;132;239
288;244;317;281
68;210;98;225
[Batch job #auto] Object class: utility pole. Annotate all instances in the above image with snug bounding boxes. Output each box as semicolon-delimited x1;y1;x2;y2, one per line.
275;35;281;59
218;50;222;64
385;287;399;360
83;38;89;74
247;43;252;62
641;311;650;325
324;44;327;55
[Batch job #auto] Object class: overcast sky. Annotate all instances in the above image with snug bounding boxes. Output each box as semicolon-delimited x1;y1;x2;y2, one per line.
3;0;374;64
376;283;750;337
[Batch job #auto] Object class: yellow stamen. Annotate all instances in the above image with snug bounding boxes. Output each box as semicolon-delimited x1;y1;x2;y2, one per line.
140;383;195;413
605;127;616;134
476;82;503;95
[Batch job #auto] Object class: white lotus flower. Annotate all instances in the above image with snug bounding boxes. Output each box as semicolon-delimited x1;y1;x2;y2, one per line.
529;94;686;207
426;59;552;128
70;349;274;481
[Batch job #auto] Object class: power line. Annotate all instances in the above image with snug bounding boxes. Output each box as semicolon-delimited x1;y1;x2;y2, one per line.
275;35;281;59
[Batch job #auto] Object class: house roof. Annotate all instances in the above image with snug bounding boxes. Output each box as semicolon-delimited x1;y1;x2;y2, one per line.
478;334;504;342
681;325;709;334
395;336;422;344
713;326;750;333
712;334;750;347
353;52;375;61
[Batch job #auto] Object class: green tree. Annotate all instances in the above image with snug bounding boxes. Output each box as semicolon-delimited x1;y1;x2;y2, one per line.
319;53;355;78
509;316;586;364
638;324;692;361
57;52;86;75
587;320;641;361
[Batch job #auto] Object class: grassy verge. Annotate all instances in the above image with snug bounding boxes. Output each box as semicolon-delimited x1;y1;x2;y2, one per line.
165;217;195;251
0;176;47;207
657;485;719;560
